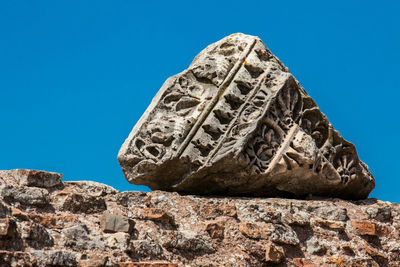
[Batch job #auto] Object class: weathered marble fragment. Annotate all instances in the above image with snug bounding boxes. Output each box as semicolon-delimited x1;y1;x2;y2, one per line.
118;33;375;199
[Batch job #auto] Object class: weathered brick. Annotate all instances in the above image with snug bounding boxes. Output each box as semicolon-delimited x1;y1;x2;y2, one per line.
350;221;377;236
141;208;175;225
239;222;272;240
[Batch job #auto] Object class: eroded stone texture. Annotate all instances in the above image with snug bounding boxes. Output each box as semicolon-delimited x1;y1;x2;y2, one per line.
0;170;399;266
118;33;375;199
11;169;62;188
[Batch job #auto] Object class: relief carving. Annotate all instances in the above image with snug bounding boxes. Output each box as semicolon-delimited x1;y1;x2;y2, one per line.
118;33;375;199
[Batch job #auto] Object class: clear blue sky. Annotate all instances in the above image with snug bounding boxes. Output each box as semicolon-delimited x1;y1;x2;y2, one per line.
1;1;399;202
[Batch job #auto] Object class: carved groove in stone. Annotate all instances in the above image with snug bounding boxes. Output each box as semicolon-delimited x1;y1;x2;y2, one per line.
177;39;257;158
118;33;375;199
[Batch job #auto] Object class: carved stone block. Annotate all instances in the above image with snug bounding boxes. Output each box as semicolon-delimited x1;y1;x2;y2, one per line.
118;33;375;199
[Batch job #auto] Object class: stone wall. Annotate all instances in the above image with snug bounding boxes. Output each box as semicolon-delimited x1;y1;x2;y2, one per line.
0;170;399;266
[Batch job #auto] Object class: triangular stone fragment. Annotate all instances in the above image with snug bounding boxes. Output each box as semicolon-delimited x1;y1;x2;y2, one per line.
118;33;375;199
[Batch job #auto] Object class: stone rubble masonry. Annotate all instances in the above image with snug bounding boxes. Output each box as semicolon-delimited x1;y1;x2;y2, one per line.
0;169;399;266
118;33;375;200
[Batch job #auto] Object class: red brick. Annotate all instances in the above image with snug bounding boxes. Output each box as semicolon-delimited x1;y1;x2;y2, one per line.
239;222;272;240
350;221;377;236
141;208;175;225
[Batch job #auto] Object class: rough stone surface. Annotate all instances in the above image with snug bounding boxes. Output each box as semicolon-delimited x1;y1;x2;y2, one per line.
32;250;78;266
118;33;375;199
9;169;62;188
100;213;134;233
305;237;326;255
60;193;107;214
265;242;284;263
0;169;398;266
2;186;50;206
